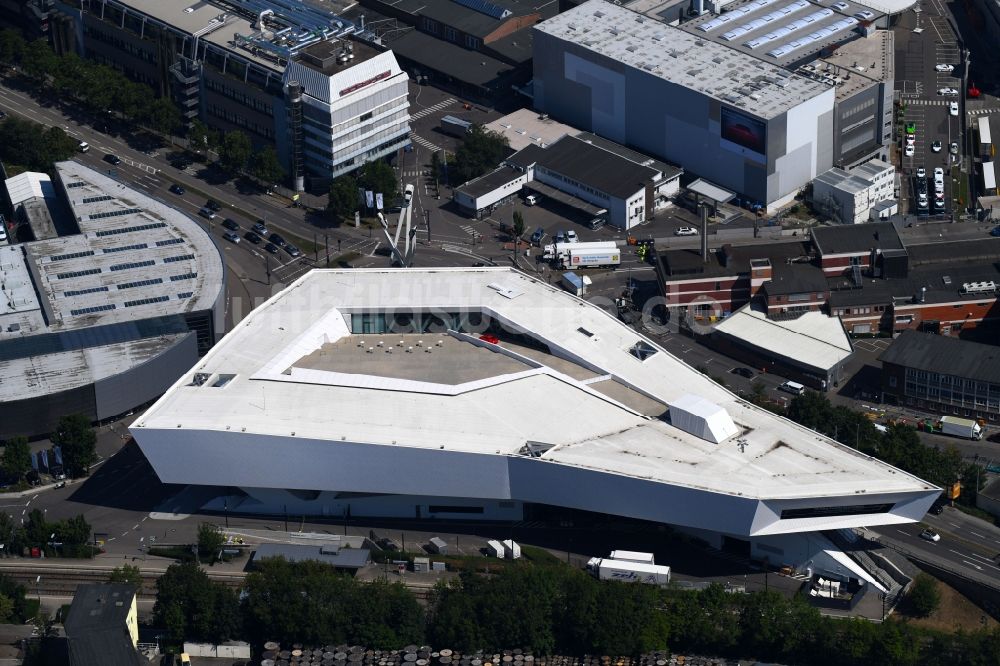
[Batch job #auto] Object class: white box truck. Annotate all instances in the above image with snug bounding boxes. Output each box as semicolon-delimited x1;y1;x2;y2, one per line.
938;416;984;440
428;536;448;554
485;540;505;558
586;557;671;586
608;550;656;565
561;246;621;270
543;241;618;261
501;539;521;559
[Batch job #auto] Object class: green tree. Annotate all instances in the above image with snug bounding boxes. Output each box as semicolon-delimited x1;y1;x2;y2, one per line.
356;160;397;203
55;514;91;546
50;413;96;478
20;39;57;83
187;119;218;153
153;562;239;643
197;522;225;562
906;573;941;617
512;210;525;241
0;29;27;66
451;125;510;184
243;558;424;648
108;564;143;591
328;175;359;221
145;97;181;136
249;146;285;185
219;130;252;174
0;436;30;482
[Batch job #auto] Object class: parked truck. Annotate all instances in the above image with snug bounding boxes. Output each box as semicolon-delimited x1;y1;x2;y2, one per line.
440;115;472;137
937;416;984;440
543;241;620;269
586;557;671;586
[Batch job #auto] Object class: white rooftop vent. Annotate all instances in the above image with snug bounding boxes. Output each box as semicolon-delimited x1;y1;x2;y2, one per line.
487;282;524;299
669;394;739;444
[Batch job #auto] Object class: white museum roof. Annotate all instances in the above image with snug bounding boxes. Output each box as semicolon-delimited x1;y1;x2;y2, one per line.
134;268;933;501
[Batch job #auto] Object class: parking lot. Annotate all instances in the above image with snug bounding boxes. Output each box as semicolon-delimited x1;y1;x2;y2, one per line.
894;1;964;217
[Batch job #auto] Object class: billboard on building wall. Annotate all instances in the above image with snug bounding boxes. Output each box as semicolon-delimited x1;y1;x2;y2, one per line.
720;106;767;159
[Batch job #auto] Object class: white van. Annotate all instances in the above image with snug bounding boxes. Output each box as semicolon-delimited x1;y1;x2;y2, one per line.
779;380;806;395
78;141;90;153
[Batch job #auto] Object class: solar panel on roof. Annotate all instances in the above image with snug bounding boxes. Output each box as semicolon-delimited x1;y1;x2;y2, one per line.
451;0;511;20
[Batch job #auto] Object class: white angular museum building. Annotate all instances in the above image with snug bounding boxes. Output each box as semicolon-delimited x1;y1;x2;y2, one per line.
131;268;938;586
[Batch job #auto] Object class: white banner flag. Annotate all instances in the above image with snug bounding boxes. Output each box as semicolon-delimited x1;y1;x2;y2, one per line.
365;190;374;208
375;192;384;210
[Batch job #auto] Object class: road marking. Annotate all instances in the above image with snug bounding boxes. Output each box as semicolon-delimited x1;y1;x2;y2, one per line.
121;532;128;537
949;522;962;528
132;524;139;530
410;134;441;152
970;530;987;538
409;98;457;121
368;241;380;257
961;560;983;571
896;529;909;536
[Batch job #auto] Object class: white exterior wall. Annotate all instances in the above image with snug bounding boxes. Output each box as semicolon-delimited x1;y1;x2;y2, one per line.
534;165;644;229
134;423;936;536
286;52;410;179
453;173;529;213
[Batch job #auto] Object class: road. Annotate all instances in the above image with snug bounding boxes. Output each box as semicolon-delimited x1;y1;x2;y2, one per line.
868;505;1000;585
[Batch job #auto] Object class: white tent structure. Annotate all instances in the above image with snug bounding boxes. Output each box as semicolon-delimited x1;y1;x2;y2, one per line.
669;394;740;443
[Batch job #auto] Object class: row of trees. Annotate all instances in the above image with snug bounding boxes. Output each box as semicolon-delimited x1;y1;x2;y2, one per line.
0;413;97;486
187;119;285;184
0;30;285;185
0;30;180;136
150;558;998;665
784;392;981;503
0;116;79;173
0;508;93;557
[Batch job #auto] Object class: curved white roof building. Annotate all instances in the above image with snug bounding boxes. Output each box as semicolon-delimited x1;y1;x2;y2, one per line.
132;268;936;540
0;162;225;439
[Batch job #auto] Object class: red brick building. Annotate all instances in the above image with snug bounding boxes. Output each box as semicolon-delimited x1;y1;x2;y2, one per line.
655;241;811;320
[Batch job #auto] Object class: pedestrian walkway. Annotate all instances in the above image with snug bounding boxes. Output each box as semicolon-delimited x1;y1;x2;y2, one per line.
410;134;441;152
410;98;457;121
906;99;957;106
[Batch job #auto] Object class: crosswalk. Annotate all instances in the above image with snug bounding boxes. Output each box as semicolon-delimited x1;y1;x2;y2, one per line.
968;107;1000;116
459;224;477;236
401;169;429;178
410;133;441;152
410;97;457;121
907;99;957;106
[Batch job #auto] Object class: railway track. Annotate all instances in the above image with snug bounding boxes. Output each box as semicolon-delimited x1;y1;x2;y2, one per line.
0;562;247;597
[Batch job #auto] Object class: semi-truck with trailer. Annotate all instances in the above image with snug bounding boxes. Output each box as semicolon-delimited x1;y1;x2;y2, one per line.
440;115;472;137
586;557;671;586
543;242;620;269
937;416;984;440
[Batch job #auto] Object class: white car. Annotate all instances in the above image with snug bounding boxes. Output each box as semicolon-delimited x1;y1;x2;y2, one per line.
950;142;959;155
905;144;915;157
937;87;958;96
565;230;579;243
935;64;955;73
832;1;848;9
931;140;942;153
916;167;926;179
854;10;874;19
905;135;915;146
674;227;699;236
920;529;941;542
950;101;959;116
404;183;414;206
934;167;944;182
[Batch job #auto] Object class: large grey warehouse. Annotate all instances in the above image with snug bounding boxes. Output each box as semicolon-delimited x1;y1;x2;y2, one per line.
0;162;225;439
532;0;895;212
